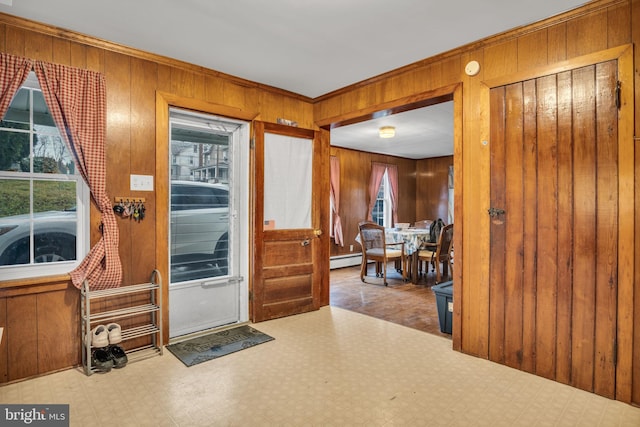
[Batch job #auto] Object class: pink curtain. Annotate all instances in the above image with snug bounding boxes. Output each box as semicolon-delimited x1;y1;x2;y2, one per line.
34;61;122;290
0;53;33;118
367;162;387;221
387;164;399;225
329;156;344;246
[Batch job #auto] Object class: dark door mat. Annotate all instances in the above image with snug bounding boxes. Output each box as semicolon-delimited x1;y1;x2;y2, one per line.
166;325;274;367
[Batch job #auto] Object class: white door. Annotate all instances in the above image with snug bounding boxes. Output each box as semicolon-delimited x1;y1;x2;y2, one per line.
168;108;249;338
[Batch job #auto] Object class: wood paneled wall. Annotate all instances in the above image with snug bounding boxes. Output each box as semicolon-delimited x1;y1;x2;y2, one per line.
328;148;452;259
0;0;638;406
416;156;453;223
317;0;638;405
329;147;416;257
0;13;314;383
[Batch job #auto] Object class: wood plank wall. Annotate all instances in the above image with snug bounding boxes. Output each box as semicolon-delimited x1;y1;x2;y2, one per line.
0;13;314;383
329;147;415;257
316;0;639;404
328;147;452;259
416;156;453;223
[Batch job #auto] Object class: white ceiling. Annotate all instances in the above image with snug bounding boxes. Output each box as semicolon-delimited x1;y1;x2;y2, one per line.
0;0;588;158
331;102;455;159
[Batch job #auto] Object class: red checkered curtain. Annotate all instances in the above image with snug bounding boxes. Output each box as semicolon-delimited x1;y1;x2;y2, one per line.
34;61;122;290
0;53;33;117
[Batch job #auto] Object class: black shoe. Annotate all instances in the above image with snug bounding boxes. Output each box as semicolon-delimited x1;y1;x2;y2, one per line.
108;345;128;368
91;348;114;372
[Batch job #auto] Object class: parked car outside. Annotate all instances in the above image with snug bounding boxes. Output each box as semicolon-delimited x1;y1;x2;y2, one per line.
0;181;230;283
170;180;230;282
0;209;77;266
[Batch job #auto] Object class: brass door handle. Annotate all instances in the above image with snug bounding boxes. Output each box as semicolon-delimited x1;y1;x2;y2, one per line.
313;229;323;236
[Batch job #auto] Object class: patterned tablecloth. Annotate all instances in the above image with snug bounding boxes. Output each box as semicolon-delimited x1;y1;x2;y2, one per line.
355;228;434;255
355;227;436;282
386;228;433;255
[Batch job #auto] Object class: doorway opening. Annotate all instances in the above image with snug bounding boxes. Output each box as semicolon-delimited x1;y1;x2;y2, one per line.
324;87;461;336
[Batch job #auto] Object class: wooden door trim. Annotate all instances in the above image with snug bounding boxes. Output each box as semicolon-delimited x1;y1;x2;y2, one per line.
155;91;258;344
315;83;459;130
481;44;635;403
482;44;631;89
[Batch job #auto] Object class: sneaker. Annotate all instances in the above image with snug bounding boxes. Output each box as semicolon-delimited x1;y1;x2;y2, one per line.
106;323;122;344
91;348;114;372
108;345;128;368
89;325;109;348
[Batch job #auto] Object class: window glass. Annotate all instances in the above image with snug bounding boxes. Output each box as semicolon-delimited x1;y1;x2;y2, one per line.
0;72;88;279
169;110;234;283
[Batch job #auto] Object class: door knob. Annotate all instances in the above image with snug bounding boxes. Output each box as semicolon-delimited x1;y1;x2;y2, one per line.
313;229;323;236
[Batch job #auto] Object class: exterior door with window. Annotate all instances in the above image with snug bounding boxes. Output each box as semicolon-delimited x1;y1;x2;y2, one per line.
251;121;329;322
167;109;249;338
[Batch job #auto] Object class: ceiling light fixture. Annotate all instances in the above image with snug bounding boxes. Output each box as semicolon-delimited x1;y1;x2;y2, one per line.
379;126;395;139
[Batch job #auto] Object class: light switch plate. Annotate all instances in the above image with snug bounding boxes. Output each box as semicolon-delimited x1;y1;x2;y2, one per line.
130;174;154;191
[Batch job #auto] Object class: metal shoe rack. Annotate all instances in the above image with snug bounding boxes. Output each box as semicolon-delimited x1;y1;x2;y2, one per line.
81;269;163;375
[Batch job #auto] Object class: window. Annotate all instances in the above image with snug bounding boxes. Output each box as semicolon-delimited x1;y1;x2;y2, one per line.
169;108;239;283
0;72;89;280
371;169;392;227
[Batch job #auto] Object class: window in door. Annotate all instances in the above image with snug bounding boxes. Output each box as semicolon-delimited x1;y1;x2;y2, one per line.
169;109;241;284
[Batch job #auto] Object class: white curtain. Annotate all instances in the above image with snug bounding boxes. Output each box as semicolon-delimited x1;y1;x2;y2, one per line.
264;133;312;229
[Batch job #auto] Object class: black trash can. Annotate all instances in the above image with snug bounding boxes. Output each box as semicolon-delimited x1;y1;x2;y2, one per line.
432;281;453;334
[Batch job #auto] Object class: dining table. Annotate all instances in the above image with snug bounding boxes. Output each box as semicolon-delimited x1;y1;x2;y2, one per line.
355;227;437;283
385;228;437;282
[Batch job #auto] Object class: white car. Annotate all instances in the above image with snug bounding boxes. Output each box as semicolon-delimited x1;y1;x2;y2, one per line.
0;209;77;266
170;181;230;282
0;181;230;282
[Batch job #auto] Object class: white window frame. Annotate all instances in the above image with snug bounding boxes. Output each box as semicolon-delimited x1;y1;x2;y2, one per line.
0;72;89;280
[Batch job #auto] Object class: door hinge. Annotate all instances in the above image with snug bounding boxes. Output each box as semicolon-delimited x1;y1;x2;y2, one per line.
248;290;253;301
613;340;617;366
615;81;621;109
250;137;255;149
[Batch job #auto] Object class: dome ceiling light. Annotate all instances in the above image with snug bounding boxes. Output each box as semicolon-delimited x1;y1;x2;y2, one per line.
379;126;396;139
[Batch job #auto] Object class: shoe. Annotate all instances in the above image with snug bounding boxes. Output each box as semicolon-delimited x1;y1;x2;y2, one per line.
91;348;114;372
108;345;128;368
106;323;122;344
89;325;109;348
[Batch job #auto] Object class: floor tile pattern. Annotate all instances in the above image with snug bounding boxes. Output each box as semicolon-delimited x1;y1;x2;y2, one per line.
1;306;639;426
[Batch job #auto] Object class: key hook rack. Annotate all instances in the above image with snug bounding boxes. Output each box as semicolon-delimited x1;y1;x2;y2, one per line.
113;197;146;221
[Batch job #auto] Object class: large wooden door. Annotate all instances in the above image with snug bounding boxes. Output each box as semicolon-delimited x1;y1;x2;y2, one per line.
251;121;328;322
489;60;619;398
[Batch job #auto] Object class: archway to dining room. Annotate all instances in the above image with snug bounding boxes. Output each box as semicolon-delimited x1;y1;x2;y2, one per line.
317;83;462;338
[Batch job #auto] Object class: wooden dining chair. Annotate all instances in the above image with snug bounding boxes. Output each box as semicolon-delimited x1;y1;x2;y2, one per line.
357;221;406;285
417;223;453;283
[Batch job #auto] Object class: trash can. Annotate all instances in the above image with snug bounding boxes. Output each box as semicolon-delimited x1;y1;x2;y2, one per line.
432;281;453;334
